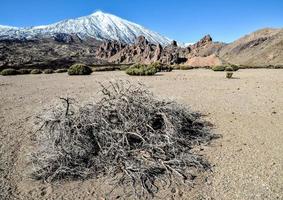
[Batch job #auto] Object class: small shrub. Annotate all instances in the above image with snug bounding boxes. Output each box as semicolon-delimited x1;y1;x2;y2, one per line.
230;64;239;71
173;64;181;70
1;68;18;76
226;72;233;79
225;66;234;71
30;69;42;74
43;69;54;74
150;62;173;72
212;66;226;71
180;65;193;70
68;64;92;75
17;69;32;75
126;64;157;76
55;69;68;73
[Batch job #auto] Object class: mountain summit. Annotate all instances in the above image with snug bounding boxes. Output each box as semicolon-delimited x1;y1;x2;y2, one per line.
0;11;171;45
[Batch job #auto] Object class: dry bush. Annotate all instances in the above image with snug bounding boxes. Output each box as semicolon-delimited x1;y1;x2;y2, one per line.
31;81;216;197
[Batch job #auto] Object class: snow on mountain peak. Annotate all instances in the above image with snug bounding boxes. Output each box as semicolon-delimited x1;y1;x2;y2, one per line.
0;11;172;45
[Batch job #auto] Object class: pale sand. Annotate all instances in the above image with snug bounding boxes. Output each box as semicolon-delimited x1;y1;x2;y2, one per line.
0;69;282;199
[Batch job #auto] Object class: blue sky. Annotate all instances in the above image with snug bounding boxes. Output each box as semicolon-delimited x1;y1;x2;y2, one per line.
0;0;282;43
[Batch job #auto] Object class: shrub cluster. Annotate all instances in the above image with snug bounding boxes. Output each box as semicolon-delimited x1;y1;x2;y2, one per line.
0;68;18;76
68;64;92;75
180;65;194;70
212;64;239;72
211;65;226;71
151;62;173;72
126;64;157;76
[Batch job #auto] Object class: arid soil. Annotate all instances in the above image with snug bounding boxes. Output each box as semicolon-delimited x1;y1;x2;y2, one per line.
0;69;282;200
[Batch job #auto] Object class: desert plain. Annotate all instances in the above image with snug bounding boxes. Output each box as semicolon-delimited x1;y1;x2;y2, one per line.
0;69;282;200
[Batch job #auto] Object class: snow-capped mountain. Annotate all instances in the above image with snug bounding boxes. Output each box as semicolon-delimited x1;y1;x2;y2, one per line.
0;11;172;45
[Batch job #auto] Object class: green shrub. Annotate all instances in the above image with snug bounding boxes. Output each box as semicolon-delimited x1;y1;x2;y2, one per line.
225;66;234;71
226;72;233;79
126;64;157;76
55;69;68;73
68;64;92;75
150;62;173;72
150;62;162;72
230;64;239;71
213;64;239;72
212;66;226;71
173;64;181;70
1;68;18;76
43;69;54;74
31;69;42;74
180;65;193;70
17;69;32;75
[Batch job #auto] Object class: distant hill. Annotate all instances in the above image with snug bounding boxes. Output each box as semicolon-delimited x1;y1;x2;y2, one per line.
219;28;283;67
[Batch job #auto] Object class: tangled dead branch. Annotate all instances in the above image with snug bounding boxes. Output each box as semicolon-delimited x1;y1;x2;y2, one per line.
31;80;216;197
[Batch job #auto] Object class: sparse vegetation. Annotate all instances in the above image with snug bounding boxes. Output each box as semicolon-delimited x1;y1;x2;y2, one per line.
212;65;226;71
150;62;173;72
31;81;215;198
68;64;92;75
55;69;68;73
226;72;233;79
126;64;157;76
212;64;239;72
43;69;54;74
180;65;194;70
1;68;18;76
150;62;163;71
230;64;239;71
17;69;32;75
225;66;234;71
30;69;42;74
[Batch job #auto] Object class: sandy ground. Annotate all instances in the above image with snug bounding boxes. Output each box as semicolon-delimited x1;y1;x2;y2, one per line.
0;69;282;200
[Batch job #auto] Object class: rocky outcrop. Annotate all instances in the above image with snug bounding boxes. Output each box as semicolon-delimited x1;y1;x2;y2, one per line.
96;40;126;59
95;36;188;65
